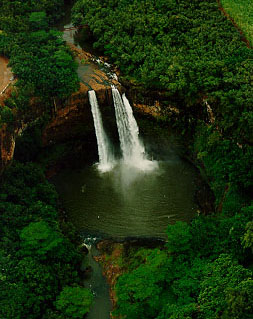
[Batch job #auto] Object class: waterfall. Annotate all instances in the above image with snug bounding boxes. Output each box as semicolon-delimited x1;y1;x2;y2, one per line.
88;90;114;172
112;88;156;170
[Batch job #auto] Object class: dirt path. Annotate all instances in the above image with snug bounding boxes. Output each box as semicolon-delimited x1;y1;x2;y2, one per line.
217;0;251;48
0;56;12;95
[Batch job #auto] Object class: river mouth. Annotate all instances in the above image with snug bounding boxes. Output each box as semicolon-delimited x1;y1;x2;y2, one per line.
52;154;197;239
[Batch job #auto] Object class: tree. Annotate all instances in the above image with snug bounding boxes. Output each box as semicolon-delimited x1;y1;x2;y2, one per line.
166;221;192;254
242;221;253;252
56;286;93;318
198;254;252;319
223;279;253;319
114;249;170;319
29;12;48;31
20;221;64;259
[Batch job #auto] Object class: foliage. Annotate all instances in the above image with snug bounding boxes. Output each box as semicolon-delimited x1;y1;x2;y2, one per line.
29;11;48;31
193;124;252;208
0;0;64;32
0;106;14;126
0;162;89;319
223;278;253;319
198;254;252;318
115;249;171;319
56;286;93;318
114;214;253;319
8;30;79;101
0;0;79;112
242;222;253;251
166;221;192;254
20;221;64;259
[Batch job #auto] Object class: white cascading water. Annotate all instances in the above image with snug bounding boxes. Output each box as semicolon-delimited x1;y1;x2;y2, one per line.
88;90;114;172
112;88;156;170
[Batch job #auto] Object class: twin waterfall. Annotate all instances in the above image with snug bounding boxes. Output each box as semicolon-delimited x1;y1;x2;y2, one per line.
89;88;155;172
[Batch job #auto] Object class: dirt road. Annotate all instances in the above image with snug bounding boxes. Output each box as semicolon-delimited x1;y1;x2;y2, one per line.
0;56;12;94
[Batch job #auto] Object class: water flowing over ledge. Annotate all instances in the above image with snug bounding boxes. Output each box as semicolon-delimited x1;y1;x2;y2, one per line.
89;87;157;173
88;90;115;172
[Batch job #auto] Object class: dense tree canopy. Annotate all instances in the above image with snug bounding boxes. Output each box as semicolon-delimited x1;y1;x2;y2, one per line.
115;215;253;319
56;286;93;318
0;0;79;110
0;162;92;319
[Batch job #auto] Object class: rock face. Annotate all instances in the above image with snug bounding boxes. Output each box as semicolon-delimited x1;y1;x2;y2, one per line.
0;48;122;174
41;84;118;147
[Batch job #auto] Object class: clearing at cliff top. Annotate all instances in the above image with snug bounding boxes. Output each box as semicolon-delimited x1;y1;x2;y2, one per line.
220;0;253;47
0;56;13;95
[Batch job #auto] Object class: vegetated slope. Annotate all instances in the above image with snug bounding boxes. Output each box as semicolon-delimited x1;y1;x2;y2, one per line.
0;162;93;319
0;0;79;118
72;1;253;318
0;2;93;319
220;0;253;47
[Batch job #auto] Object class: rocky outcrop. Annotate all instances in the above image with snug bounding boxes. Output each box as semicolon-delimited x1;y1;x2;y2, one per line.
0;89;48;173
0;125;16;170
41;83;120;147
0;56;13;95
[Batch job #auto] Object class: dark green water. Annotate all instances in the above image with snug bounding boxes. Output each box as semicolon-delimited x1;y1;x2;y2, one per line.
53;156;197;239
82;245;111;319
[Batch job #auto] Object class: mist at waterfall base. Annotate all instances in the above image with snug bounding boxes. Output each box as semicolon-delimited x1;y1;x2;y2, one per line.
52;89;197;239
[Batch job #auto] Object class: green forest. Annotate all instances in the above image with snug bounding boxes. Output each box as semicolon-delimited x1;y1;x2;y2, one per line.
1;0;253;318
0;1;92;319
0;0;79;117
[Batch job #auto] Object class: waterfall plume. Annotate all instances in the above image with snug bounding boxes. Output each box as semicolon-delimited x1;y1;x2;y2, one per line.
88;90;114;172
112;88;157;170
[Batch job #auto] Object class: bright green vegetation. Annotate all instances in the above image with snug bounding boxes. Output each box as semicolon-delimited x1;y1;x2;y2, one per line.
56;286;94;318
0;0;79;118
221;0;253;46
73;0;253;318
115;217;253;319
0;162;93;319
0;2;92;318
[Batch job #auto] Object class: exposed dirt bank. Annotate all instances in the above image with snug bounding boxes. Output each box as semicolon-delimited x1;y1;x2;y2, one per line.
94;239;165;318
217;0;252;48
0;56;13;95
